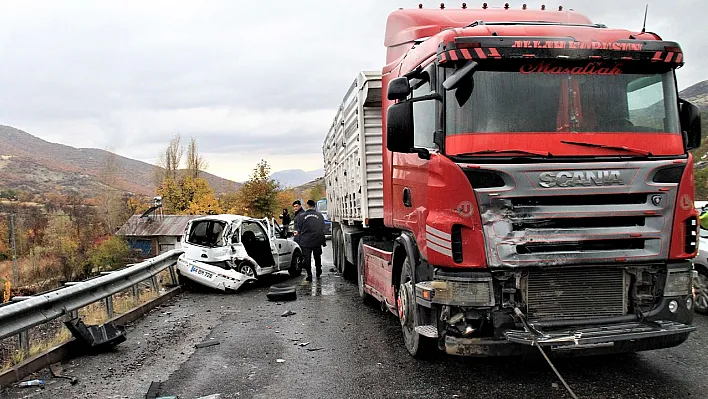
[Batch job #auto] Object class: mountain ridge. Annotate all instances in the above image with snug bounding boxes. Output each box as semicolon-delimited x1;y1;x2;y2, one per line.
0;125;240;198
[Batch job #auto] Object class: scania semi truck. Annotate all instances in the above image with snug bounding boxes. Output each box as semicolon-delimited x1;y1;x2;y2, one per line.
324;4;702;357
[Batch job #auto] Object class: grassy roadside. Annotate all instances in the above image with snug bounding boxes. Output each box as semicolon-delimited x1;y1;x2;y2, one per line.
0;287;161;372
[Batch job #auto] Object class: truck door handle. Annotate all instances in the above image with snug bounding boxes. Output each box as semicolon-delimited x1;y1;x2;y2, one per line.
403;188;412;207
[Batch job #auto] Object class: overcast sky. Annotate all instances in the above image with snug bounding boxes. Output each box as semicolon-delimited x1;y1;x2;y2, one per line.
0;0;704;182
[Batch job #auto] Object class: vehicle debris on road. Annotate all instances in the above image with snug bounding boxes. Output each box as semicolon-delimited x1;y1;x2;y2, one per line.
195;340;220;349
281;310;296;317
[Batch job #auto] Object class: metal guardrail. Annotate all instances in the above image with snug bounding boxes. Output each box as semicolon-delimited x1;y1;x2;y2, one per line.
0;249;184;342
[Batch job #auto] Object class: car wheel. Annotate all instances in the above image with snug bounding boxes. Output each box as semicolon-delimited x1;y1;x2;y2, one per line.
398;257;436;358
288;251;303;277
237;261;257;278
694;265;708;314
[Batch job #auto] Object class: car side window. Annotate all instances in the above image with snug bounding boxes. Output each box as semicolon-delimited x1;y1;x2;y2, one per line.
242;222;267;241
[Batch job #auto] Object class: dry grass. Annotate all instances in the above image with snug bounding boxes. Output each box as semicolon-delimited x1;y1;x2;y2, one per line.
0;285;161;373
0;329;73;372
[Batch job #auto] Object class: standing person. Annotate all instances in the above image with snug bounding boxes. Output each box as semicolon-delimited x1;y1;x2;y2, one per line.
292;200;305;245
279;208;291;236
296;199;326;282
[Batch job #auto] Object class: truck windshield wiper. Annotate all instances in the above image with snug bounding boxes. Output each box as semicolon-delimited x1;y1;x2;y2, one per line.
560;140;653;156
453;149;552;157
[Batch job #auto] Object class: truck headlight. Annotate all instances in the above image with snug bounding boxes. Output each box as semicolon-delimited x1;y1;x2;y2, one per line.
664;270;692;296
417;279;495;307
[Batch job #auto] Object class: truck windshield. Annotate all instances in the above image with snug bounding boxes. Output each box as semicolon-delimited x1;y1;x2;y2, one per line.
445;64;680;135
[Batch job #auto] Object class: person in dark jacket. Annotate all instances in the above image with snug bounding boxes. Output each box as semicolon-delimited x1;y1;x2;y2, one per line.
292;200;305;244
279;208;291;237
294;199;326;282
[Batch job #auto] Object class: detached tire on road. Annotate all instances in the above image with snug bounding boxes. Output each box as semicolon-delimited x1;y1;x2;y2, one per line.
267;284;297;301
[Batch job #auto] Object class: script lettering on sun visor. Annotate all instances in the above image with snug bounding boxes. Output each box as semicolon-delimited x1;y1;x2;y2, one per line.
512;40;644;51
520;61;623;75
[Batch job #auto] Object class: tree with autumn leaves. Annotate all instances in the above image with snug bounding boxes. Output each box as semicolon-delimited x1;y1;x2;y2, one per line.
154;134;222;215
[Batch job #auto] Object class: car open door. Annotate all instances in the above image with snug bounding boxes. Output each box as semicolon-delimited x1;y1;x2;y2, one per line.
262;218;282;270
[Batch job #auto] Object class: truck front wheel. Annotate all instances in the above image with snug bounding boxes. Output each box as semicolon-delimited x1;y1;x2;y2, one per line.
397;257;435;358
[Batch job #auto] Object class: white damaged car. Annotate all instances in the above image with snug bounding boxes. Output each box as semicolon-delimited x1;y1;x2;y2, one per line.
176;215;303;291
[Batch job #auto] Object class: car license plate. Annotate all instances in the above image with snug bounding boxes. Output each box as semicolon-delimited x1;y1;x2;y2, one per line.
189;265;214;279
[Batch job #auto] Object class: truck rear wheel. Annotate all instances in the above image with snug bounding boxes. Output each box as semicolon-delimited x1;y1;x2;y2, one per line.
397;257;436;358
332;225;341;272
357;241;377;306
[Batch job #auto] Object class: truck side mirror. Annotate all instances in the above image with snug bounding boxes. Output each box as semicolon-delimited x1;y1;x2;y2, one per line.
680;98;702;150
386;101;414;153
388;77;411;101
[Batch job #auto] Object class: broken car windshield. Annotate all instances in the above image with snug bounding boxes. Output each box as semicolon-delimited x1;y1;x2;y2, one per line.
187;219;227;248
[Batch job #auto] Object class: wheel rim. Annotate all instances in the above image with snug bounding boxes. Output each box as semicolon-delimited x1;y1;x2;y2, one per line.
240;264;255;277
358;252;365;297
694;272;708;311
294;254;303;272
398;279;416;351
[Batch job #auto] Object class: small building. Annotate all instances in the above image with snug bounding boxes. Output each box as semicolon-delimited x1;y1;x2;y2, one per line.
116;215;200;257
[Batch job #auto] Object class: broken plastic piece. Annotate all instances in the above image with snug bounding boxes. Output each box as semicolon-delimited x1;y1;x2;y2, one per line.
64;318;126;350
195;340;221;349
281;310;296;317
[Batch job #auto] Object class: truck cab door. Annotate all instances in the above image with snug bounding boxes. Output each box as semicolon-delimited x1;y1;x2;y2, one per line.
391;65;437;232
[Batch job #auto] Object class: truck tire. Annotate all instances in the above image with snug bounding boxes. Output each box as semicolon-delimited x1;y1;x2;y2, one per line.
694;265;708;315
397;257;436;358
332;225;341;272
357;240;377;306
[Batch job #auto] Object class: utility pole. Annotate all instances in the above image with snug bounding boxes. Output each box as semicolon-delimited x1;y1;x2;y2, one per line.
10;213;18;286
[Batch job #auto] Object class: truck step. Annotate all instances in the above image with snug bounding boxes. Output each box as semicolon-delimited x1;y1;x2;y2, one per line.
414;325;439;338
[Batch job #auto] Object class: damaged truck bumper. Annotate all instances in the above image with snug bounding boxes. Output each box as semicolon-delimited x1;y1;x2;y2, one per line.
446;320;694;356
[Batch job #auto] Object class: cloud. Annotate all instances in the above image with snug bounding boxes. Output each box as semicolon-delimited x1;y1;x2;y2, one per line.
0;0;705;181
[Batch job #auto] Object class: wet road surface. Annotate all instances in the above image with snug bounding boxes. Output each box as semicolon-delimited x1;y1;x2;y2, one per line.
3;245;708;399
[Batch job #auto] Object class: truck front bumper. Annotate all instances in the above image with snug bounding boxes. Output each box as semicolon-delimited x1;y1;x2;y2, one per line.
445;319;694;357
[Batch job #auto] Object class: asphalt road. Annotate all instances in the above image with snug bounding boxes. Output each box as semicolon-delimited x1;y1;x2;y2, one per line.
4;245;708;399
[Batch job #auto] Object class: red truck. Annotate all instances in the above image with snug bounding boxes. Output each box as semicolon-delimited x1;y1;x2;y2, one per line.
323;5;702;357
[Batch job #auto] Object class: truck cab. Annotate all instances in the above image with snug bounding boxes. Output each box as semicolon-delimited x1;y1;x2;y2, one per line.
325;5;702;358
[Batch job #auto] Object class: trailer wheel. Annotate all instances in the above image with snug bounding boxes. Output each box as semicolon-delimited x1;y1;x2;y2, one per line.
357;240;377;306
397;257;435;358
332;226;341;272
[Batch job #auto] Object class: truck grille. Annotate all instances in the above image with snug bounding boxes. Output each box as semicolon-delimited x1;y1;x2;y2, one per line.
525;268;626;321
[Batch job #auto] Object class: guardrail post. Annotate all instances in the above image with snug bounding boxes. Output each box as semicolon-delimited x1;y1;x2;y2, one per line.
105;295;114;319
168;265;178;286
18;330;29;358
133;284;140;301
150;276;158;292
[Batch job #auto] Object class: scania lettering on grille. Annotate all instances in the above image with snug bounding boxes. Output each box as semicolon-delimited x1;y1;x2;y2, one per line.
539;170;624;188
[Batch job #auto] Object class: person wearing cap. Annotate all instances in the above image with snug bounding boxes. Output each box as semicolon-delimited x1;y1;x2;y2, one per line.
295;199;326;282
